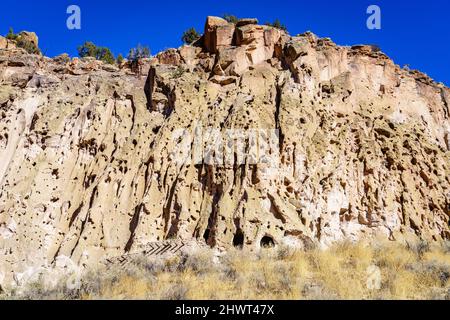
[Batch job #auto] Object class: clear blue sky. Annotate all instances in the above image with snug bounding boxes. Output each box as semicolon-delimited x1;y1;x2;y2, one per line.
1;0;449;85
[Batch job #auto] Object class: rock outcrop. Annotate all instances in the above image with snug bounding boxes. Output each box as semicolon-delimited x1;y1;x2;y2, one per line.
0;36;16;50
0;17;449;289
0;37;6;50
17;31;39;48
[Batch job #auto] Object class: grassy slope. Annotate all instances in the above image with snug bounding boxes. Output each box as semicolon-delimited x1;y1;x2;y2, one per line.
3;241;449;300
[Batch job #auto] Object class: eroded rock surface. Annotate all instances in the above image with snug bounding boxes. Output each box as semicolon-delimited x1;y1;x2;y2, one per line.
0;17;449;289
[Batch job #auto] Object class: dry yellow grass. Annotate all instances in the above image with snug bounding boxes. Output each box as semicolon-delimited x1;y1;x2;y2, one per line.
4;240;449;300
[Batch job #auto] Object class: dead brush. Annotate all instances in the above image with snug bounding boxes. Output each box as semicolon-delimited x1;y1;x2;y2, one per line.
176;251;215;275
407;240;430;259
162;283;189;300
6;240;450;300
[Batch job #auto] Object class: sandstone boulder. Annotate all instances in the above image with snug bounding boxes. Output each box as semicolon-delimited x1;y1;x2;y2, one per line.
351;44;381;53
284;38;310;62
179;45;202;65
157;48;181;65
213;46;249;76
204;16;235;53
236;18;259;27
205;15;228;29
210;75;238;86
263;27;282;48
236;24;265;46
236;25;281;66
18;31;38;47
203;17;282;73
245;43;270;65
215;24;235;52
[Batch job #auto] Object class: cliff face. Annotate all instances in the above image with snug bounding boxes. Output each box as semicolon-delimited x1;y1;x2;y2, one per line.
0;17;449;288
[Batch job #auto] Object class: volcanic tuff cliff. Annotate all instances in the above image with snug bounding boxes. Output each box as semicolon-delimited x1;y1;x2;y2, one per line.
0;16;449;288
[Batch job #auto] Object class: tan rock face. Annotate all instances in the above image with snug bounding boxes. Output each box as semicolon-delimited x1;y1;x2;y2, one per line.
213;46;249;76
156;48;181;66
0;36;16;50
204;16;233;53
0;16;449;289
205;19;284;77
0;36;7;50
179;45;202;67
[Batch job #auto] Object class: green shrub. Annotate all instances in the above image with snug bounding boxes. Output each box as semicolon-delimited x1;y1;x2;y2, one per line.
127;44;151;75
127;44;150;62
181;27;200;44
5;27;18;40
97;47;115;64
77;41;115;64
5;28;41;54
265;19;287;31
223;14;239;24
116;53;124;65
54;53;71;64
78;41;97;58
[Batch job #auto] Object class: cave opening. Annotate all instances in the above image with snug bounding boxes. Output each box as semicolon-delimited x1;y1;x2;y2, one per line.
233;229;244;248
203;228;210;242
260;235;275;248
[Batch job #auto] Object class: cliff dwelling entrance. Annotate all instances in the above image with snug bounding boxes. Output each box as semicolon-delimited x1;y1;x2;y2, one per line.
260;235;275;248
233;229;244;248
